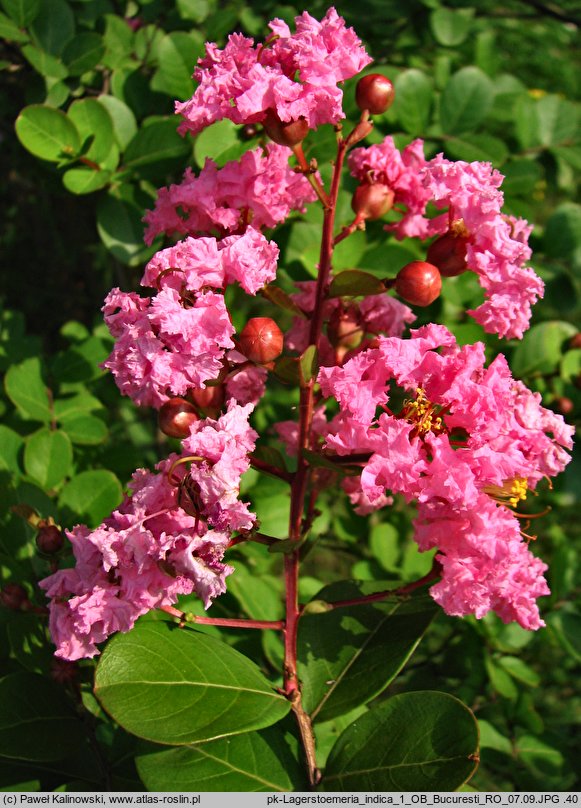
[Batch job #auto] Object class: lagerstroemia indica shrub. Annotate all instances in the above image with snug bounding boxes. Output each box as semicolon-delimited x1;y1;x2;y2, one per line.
36;6;574;791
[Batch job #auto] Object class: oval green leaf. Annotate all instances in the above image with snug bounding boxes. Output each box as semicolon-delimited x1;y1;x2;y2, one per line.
323;691;479;790
393;69;433;135
29;0;74;56
430;8;473;47
24;428;72;489
511;321;577;377
68;98;115;164
151;31;203;100
123;118;190;178
1;0;41;27
0;424;23;474
96;191;156;266
440;67;494;135
97;94;137;151
62;167;111;195
298;583;438;722
15;105;80;162
58;469;122;526
329;269;386;298
62;32;104;76
4;356;51;422
95;622;291;745
136;725;306;791
59;413;108;445
0;673;86;762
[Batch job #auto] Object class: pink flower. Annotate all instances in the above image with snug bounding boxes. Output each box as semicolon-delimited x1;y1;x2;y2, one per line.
144;145;316;244
176;8;371;136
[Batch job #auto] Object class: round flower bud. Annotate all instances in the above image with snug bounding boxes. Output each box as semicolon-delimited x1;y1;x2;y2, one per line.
395;261;442;307
352;183;394;221
263;109;309;148
0;583;29;611
241;123;259;140
36;524;65;555
569;333;581;350
189;384;226;415
238;317;284;364
355;74;395;115
551;396;574;416
158;397;200;439
427;232;469;277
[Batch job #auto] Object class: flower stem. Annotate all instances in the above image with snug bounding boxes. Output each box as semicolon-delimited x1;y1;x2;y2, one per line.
159;604;284;630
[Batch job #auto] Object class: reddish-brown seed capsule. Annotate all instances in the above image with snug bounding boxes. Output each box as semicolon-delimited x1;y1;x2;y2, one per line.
355;74;396;115
189;384;226;415
427;232;469;277
327;304;364;350
36;524;65;555
238;317;284;364
569;333;581;350
241;123;259;140
351;183;394;221
0;583;29;611
551;396;574;416
263;109;309;147
395;261;442;307
158;397;200;439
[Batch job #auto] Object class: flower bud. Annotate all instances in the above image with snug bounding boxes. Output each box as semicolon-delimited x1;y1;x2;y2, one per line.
158;397;200;439
0;583;29;611
241;123;259;140
355;74;395;115
328;304;364;350
263;109;309;147
36;524;65;555
551;396;574;416
238;317;284;364
189;385;226;417
395;261;442;307
352;183;394;221
569;333;581;350
426;232;469;277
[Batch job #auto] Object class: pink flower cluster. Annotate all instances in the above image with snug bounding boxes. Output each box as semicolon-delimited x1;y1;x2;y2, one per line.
40;404;257;660
176;7;371;136
349;138;543;339
103;229;278;408
318;324;574;628
144;144;317;245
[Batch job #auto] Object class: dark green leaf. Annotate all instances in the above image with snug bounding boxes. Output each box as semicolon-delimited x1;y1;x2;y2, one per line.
96;191;157;267
511;321;577;377
329;269;385;297
124;119;190;176
298;582;438;722
0;10;30;42
393;69;433;135
440;67;494;135
15;105;79;162
299;345;318;386
0;0;40;27
323;691;479;790
24;428;72;489
136;725;306;791
58;469;122;525
250;445;288;476
4;356;51;422
176;0;209;23
543;202;581;265
260;284;306;317
273;356;300;385
29;0;74;56
62;32;104;76
497;655;540;687
430;8;473;46
546;610;581;662
94;622;291;744
0;673;86;762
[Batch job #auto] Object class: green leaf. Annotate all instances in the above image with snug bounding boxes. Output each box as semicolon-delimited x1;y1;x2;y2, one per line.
0;10;30;41
96;190;156;267
176;0;209;23
501;159;543;197
445;134;508;165
94;622;291;745
300;345;318;386
485;657;518;700
511;321;577;377
329;269;385;297
440;67;494;135
298;583;437;722
497;655;540;687
62;167;111;195
323;691;479;790
4;356;51;422
369;522;400;573
62;32;104;76
68;98;115;164
53;390;102;420
273;356;300;385
543;202;581;265
250;445;288;477
393;69;433;135
0;673;86;762
546;610;581;662
29;0;74;56
24;428;72;489
51;336;110;383
151;32;204;100
250;475;290;540
60;414;108;445
260;285;305;317
478;719;512;755
97;95;137;151
21;43;68;79
193;119;239;167
0;0;40;27
0;425;23;474
58;469;122;525
15;105;80;162
430;7;473;46
136;725;306;791
123;118;190;178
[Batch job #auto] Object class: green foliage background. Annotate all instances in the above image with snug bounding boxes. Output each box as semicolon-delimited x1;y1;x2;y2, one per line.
1;0;580;792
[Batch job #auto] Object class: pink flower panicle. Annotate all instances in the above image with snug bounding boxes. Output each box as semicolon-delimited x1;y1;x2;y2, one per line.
176;7;371;136
143;145;317;245
318;325;574;629
40;404;257;661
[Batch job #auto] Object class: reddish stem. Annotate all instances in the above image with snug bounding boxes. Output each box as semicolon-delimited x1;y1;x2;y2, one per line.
249;454;293;483
159;604;283;630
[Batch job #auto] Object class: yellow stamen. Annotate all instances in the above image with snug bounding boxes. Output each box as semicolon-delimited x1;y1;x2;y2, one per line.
483;476;529;509
400;388;447;437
